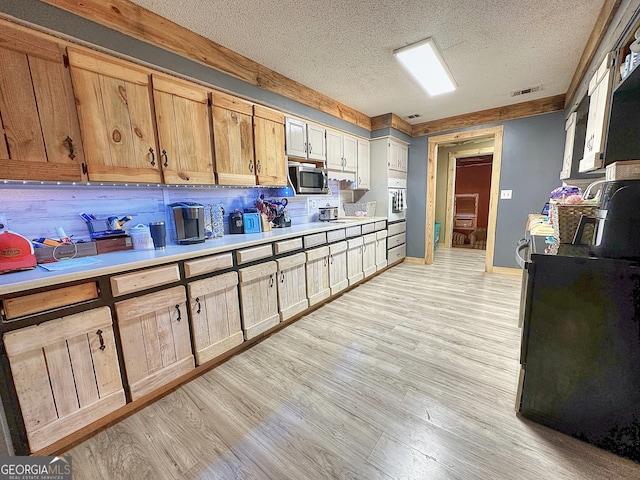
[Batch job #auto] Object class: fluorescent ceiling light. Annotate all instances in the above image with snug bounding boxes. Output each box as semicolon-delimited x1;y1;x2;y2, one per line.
393;38;456;96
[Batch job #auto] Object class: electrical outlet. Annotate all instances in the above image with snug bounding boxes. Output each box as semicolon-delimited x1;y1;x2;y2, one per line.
500;190;513;200
0;213;8;232
307;197;318;212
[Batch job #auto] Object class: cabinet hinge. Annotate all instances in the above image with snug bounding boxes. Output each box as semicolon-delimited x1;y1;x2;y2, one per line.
63;54;69;68
82;162;88;175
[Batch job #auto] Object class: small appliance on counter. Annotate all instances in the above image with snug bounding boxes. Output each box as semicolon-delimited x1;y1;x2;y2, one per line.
0;222;36;274
229;209;244;234
170;202;206;244
318;205;338;222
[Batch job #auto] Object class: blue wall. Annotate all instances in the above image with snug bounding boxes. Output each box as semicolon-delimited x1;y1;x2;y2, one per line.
406;111;566;268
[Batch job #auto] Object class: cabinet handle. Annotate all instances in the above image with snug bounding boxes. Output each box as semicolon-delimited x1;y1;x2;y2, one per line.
309;143;312;154
304;142;307;153
96;329;106;351
257;159;261;173
323;257;327;267
330;255;334;265
162;149;168;168
175;304;182;322
269;274;274;288
149;147;155;167
195;297;201;314
358;176;361;184
249;161;254;173
63;136;76;161
280;271;285;283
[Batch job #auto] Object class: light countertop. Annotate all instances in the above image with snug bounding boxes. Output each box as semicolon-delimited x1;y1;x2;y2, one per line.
0;217;388;295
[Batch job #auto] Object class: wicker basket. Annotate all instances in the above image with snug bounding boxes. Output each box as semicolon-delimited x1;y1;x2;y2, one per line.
549;202;598;245
344;201;377;217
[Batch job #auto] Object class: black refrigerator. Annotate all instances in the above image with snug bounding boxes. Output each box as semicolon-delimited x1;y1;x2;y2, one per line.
518;251;640;463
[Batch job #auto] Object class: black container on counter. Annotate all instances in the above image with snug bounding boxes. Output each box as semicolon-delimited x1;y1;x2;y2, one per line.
229;210;244;234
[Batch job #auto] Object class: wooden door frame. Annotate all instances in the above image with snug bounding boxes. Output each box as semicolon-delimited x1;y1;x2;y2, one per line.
443;147;495;248
424;126;504;271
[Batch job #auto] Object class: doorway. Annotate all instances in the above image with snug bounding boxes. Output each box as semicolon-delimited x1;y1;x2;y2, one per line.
424;126;504;272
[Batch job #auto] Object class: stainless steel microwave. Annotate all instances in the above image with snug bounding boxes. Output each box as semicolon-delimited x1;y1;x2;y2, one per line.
289;165;328;194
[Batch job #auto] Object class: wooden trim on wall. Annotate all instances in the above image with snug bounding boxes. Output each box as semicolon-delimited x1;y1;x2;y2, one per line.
38;0;372;130
412;94;565;137
370;113;413;136
565;0;623;109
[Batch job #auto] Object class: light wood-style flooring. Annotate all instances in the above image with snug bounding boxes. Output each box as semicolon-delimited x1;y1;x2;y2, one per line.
65;248;640;479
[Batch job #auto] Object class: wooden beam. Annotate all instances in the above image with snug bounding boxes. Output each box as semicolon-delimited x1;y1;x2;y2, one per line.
370;113;413;136
412;94;565;137
38;0;371;130
565;0;623;109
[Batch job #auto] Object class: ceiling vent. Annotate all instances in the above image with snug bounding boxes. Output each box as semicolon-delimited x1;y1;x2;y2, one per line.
406;113;422;119
510;84;543;97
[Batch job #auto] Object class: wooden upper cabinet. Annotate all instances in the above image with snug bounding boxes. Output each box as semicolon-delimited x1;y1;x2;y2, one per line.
0;21;85;182
253;105;286;186
152;74;215;185
211;91;255;185
67;47;161;183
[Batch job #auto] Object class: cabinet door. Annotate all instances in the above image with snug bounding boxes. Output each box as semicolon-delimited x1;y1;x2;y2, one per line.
67;48;161;183
306;246;330;306
3;307;125;452
376;231;388;271
212;92;256;185
362;233;377;278
347;237;364;285
307;122;326;161
276;253;309;321
343;134;358;173
188;272;243;365
399;143;409;172
560;112;577;180
152;74;214;185
285;117;307;158
580;60;612;173
254;106;286;186
357;138;370;189
0;22;85;182
115;286;194;400
326;129;344;170
329;241;349;296
388;140;401;170
238;261;279;340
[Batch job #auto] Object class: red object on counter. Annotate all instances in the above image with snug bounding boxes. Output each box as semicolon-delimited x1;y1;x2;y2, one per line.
0;230;37;274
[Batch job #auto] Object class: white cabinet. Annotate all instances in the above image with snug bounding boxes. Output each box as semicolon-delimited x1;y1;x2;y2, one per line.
276;253;309;321
326;129;358;173
347;236;364;286
362;233;377;278
579;55;613;173
356;138;370;190
560;112;577;180
306;246;331;306
388;138;409;173
285;117;325;161
238;262;279;340
376;230;388;271
329;241;349;296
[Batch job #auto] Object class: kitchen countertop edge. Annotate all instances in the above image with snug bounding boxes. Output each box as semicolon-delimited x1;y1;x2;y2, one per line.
0;217;388;295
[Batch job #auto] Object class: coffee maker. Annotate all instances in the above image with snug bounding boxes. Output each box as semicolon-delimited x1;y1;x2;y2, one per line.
170;202;206;244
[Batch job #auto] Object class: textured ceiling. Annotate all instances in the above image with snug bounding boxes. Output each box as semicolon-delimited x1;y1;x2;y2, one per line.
130;0;603;124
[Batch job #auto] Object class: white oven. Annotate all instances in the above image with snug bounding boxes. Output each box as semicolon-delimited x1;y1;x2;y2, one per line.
388;178;407;222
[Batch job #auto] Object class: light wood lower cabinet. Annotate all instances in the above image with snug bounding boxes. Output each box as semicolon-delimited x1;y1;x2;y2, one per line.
187;272;243;365
3;306;125;452
115;286;194;401
362;233;377;278
276;253;309;321
306;246;330;306
347;237;364;285
238;261;279;340
329;241;349;296
376;230;388;271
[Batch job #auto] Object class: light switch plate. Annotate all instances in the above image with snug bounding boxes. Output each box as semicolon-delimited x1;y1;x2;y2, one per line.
307;197;318;212
500;190;513;200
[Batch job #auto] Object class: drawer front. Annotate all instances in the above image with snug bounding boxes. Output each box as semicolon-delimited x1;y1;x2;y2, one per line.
304;232;327;249
347;236;364;249
376;230;388;240
361;222;375;234
363;233;377;245
326;228;346;243
236;244;273;265
110;264;181;297
274;237;303;255
454;218;474;228
184;252;233;278
388;221;406;236
374;221;386;231
345;225;362;238
387;233;406;249
388;244;406;263
3;282;99;320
